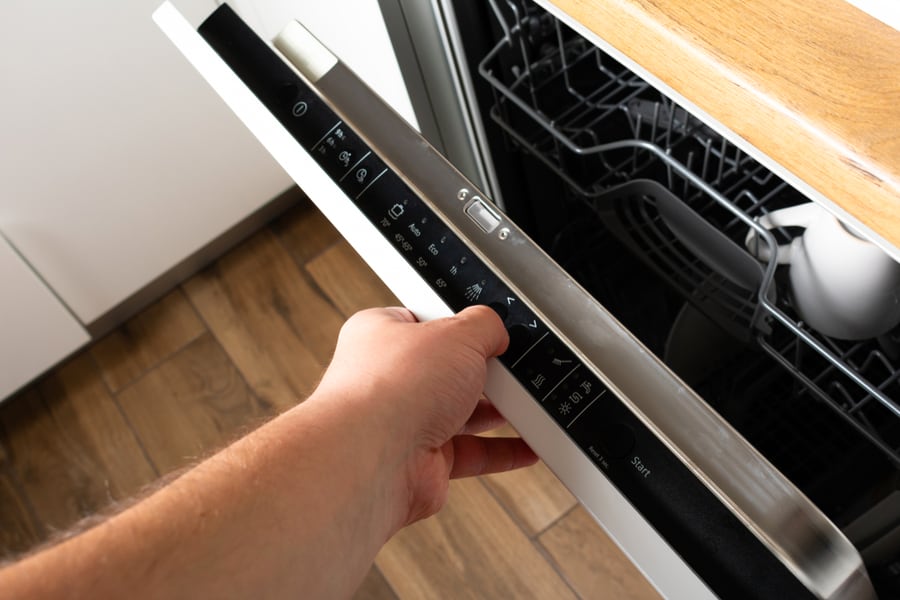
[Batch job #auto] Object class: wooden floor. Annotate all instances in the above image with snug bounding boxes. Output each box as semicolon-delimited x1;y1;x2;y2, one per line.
0;198;659;599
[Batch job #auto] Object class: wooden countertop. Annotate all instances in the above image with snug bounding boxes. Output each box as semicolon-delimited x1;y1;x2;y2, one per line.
547;0;900;249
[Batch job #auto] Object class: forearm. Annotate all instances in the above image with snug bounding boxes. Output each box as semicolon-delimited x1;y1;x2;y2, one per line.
1;390;404;600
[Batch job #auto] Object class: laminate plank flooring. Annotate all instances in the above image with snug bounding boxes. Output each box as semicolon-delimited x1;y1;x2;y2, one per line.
540;507;660;599
0;467;40;560
270;201;342;266
481;424;577;536
0;198;658;598
183;230;338;412
305;241;399;316
377;477;578;599
89;289;206;393
0;357;157;532
114;334;266;475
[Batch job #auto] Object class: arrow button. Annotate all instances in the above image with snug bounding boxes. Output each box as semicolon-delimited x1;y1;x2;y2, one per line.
487;301;508;322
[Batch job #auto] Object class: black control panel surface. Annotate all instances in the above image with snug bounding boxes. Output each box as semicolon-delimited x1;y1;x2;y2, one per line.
196;6;815;598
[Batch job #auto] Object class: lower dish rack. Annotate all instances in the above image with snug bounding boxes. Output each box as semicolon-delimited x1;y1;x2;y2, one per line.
479;0;900;466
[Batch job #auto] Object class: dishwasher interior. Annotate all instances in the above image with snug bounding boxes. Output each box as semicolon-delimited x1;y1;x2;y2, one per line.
472;0;900;592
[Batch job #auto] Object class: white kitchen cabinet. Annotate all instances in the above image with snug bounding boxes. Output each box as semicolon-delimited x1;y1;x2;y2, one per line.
0;0;415;399
0;235;89;400
0;0;292;327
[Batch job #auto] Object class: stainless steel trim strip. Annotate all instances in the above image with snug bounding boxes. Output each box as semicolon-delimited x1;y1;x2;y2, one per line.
431;0;505;206
376;0;498;198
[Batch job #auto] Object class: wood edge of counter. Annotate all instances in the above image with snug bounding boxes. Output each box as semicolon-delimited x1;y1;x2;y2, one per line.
545;0;900;249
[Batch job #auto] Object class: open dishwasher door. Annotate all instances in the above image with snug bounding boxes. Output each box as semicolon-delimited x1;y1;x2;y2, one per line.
153;3;876;598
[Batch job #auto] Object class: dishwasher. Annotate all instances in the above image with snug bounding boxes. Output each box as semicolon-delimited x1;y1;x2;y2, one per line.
155;1;899;597
474;0;900;582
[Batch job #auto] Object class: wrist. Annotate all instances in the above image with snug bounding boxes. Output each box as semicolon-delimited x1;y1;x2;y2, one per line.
293;385;414;538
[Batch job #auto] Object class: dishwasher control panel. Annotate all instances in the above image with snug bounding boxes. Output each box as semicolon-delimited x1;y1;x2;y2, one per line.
193;6;819;598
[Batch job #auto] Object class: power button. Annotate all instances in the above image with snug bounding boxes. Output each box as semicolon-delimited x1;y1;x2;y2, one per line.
465;199;501;233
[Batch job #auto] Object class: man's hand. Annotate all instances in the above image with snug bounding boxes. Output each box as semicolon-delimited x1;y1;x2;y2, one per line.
314;305;537;528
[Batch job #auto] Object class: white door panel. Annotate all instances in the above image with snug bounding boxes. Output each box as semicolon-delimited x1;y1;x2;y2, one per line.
0;235;89;400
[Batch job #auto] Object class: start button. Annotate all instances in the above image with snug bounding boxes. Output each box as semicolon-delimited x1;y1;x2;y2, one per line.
600;422;636;459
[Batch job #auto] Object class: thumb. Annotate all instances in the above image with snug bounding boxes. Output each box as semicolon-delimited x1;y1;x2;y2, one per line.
450;305;509;359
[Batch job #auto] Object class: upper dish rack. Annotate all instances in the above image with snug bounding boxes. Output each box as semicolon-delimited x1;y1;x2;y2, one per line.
478;0;900;465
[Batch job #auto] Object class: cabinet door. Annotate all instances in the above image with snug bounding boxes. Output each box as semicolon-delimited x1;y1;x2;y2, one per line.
0;0;292;325
0;235;89;400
